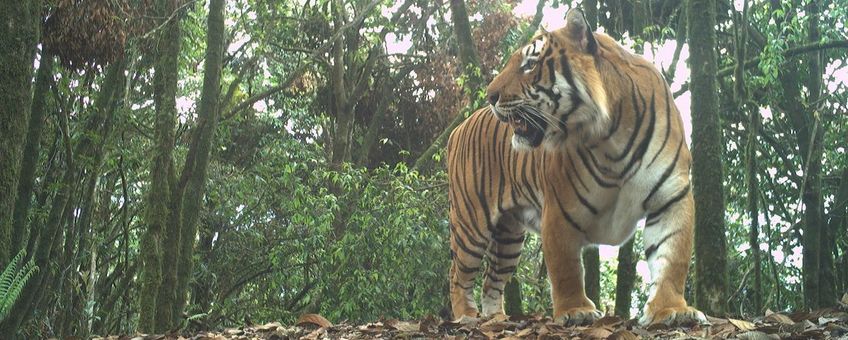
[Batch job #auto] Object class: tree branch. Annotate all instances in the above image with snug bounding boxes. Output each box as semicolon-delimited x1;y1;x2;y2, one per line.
221;0;382;120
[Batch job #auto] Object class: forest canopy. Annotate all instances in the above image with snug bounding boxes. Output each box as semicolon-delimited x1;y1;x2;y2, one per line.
0;0;846;338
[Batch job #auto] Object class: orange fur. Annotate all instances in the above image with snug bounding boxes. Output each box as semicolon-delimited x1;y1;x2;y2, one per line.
446;10;704;326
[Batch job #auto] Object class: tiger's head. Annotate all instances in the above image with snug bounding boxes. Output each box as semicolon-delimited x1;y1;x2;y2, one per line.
486;9;610;150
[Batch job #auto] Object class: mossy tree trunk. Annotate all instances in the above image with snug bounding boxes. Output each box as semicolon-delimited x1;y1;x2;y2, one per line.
503;278;523;315
582;248;601;308
139;0;182;331
0;0;41;267
172;0;227;322
11;55;53;255
614;238;636;318
688;0;729;316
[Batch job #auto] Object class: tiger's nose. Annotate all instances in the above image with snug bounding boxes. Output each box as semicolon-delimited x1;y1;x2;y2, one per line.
487;92;500;106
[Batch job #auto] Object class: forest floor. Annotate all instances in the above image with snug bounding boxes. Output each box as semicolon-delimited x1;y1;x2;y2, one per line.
93;301;848;340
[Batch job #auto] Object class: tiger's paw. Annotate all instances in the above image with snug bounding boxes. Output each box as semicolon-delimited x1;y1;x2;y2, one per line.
554;307;603;326
639;306;708;326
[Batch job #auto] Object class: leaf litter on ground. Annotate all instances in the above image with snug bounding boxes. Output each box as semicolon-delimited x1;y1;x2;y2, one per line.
91;306;848;339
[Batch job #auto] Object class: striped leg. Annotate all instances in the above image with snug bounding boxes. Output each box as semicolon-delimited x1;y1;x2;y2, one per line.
640;189;707;325
541;209;602;326
481;220;526;316
449;216;489;319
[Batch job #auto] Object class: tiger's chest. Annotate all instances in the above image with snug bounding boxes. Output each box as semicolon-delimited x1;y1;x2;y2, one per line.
534;151;649;246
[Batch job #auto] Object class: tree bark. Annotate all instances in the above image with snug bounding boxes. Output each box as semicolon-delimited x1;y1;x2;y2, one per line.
745;109;762;314
614;238;636;318
139;0;182;331
0;104;73;337
0;0;41;266
11;54;53;252
689;0;728;316
583;248;601;308
414;0;488;172
503;277;523;315
172;0;226;322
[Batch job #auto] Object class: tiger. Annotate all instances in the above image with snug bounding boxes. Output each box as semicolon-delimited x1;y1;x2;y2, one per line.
445;8;707;326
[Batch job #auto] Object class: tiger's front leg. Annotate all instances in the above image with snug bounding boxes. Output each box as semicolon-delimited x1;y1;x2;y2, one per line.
639;189;707;326
541;208;602;326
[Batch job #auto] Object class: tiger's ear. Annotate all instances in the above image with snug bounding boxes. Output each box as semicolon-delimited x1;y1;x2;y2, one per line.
531;26;548;41
565;8;598;55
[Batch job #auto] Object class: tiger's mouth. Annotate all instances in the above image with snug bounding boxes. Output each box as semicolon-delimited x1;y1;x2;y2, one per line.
506;113;546;147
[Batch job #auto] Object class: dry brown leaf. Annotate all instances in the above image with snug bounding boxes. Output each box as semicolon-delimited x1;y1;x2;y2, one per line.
254;322;282;332
393;321;421;332
515;328;535;337
296;314;333;328
729;318;757;331
737;330;780;340
301;327;326;340
479;314;514;332
358;322;385;333
591;315;623;329
581;327;613;339
764;313;795;325
608;329;638;340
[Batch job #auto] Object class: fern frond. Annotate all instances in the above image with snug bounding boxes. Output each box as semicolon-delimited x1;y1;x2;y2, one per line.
0;250;39;322
0;250;26;299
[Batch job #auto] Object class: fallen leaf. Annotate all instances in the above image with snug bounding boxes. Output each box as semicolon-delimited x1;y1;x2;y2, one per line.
479;314;515;332
581;327;613;339
394;321;421;332
296;314;333;328
737;330;780;340
358;322;385;333
255;322;282;331
224;328;243;335
764;313;794;325
591;315;623;328
301;327;326;340
729;318;756;331
608;329;638;340
515;328;535;337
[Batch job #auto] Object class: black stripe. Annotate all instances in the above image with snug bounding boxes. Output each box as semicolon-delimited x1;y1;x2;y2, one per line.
645;230;680;259
642;140;684;209
606;77;644;161
601;100;623;141
494;234;525;245
551;187;585;232
451;227;485;259
493;265;517;275
576;147;617;188
486;272;505;283
567;172;598;215
645;184;691;224
456;259;481;273
648;88;673;167
618;91;657;179
489;248;522;260
566;152;590;191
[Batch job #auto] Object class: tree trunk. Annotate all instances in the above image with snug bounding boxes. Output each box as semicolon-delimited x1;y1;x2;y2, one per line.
449;0;484;88
172;0;226;322
414;0;487;172
583;248;601;308
503;277;523;315
688;0;729;316
0;0;41;266
11;54;53;252
139;0;182;331
0;105;73;337
745;110;762;314
614;238;636;318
